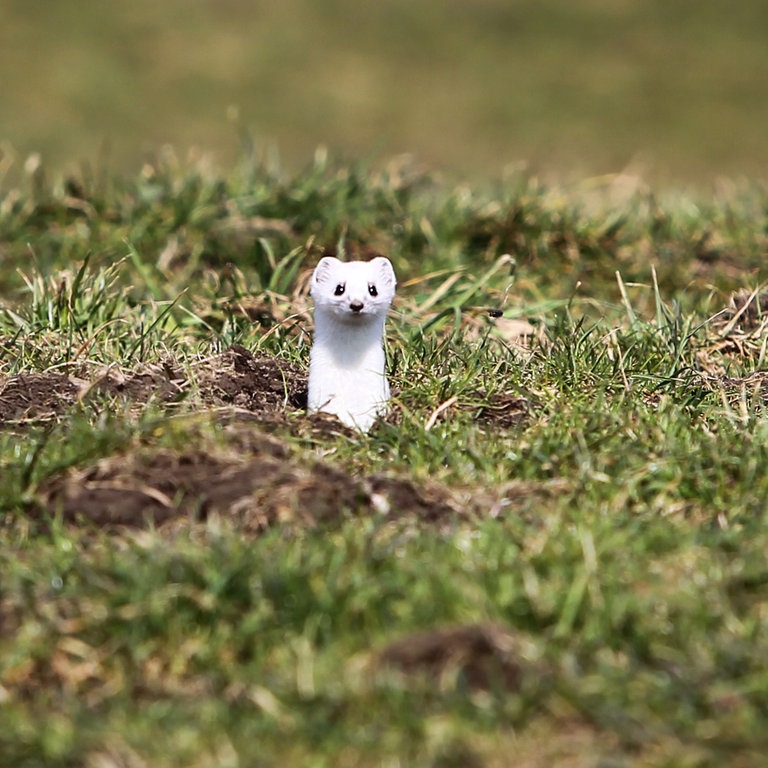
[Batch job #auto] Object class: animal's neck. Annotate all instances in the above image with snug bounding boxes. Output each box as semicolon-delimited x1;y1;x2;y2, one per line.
314;311;386;369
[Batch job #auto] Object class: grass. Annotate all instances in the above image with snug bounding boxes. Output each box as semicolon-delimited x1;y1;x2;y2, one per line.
3;0;768;183
2;153;768;766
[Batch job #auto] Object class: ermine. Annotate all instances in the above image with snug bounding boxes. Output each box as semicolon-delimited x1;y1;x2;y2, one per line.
308;255;397;432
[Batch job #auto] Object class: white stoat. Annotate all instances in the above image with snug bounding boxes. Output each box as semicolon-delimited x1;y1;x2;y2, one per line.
308;255;397;432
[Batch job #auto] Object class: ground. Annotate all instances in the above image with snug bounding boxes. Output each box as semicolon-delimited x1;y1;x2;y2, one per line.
3;159;768;767
2;345;522;532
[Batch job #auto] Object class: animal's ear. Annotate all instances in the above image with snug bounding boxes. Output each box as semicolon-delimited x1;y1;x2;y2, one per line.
312;256;340;287
371;257;396;288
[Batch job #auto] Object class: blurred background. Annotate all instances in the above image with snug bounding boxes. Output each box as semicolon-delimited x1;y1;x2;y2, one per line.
2;0;767;186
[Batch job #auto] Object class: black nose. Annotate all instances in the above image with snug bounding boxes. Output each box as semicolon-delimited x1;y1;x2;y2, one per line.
350;301;364;313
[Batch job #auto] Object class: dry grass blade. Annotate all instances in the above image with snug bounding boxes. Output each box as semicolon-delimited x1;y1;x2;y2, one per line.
424;395;459;430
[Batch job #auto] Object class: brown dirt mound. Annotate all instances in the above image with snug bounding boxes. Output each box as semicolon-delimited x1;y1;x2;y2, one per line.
376;622;547;693
0;346;307;426
198;343;307;414
0;373;80;423
1;346;529;433
38;437;463;532
92;364;187;404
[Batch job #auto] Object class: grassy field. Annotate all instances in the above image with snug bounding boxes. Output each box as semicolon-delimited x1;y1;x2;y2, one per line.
2;153;768;767
2;0;768;184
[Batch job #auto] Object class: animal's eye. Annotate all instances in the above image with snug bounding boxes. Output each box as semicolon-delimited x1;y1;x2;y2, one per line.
368;283;378;297
334;283;346;296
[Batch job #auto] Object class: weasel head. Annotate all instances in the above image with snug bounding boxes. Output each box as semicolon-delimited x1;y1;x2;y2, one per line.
310;256;396;324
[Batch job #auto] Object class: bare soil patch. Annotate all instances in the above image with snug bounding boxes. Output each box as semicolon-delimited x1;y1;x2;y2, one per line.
197;344;307;414
37;432;464;533
376;622;548;693
93;363;187;404
0;345;525;433
0;373;80;423
0;345;307;426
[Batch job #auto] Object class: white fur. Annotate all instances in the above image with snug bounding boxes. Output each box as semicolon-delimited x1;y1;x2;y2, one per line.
308;256;397;432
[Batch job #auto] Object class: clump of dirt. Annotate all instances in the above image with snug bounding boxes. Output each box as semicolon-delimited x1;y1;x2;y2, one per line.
0;346;308;426
197;344;307;414
93;363;187;404
37;433;467;533
376;622;547;693
1;346;531;435
367;475;456;523
0;374;80;423
41;449;276;528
